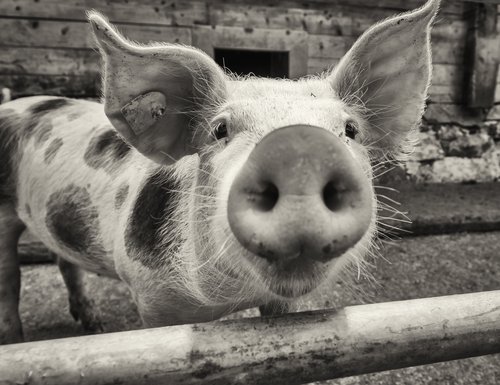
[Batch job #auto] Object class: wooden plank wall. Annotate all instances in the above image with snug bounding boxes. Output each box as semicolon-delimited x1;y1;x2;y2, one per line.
0;0;474;123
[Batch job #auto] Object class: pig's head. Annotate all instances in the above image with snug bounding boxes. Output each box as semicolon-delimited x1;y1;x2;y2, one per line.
89;0;438;306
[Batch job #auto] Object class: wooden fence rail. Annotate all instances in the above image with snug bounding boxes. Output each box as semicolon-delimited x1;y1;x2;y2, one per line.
0;290;499;385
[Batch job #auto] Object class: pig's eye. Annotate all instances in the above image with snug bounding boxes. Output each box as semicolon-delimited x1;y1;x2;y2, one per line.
213;122;228;141
345;121;358;140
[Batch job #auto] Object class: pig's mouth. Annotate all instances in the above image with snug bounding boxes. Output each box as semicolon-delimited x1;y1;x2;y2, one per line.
250;252;328;298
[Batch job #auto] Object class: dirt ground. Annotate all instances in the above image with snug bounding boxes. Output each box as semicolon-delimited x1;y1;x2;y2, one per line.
17;231;500;385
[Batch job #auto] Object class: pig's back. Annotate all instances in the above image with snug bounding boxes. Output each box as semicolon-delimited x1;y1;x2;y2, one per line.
1;96;146;276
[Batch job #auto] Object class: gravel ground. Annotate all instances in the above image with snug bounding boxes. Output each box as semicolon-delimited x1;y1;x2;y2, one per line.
17;231;500;384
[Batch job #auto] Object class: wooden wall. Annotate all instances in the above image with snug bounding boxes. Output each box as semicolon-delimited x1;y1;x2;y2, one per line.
0;0;488;125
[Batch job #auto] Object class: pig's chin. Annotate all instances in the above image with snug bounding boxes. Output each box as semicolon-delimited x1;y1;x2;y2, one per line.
257;256;326;298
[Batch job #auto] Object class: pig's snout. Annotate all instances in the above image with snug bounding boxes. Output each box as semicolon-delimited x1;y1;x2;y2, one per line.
227;125;372;265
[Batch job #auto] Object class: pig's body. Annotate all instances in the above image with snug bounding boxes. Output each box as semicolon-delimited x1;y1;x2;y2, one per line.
0;0;440;344
4;96;128;278
1;95;256;324
1;80;352;324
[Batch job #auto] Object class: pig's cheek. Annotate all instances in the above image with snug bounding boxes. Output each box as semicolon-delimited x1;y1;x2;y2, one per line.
210;147;254;250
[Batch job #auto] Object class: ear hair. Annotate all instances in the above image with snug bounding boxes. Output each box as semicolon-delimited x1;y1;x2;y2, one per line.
329;0;440;160
88;11;228;165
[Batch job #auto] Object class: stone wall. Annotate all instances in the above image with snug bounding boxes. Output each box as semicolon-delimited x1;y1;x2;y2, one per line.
402;119;500;183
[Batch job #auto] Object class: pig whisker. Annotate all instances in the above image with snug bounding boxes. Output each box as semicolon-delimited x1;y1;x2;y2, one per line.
375;198;399;213
168;215;224;225
373;185;400;192
370;164;396;177
197;235;233;271
191;184;219;190
376;193;402;207
371;161;396;173
371;166;396;180
371;158;397;168
377;221;410;234
377;216;411;224
167;188;225;202
370;166;397;178
348;246;379;278
196;166;223;183
377;235;401;250
376;201;410;218
159;150;181;164
377;208;410;224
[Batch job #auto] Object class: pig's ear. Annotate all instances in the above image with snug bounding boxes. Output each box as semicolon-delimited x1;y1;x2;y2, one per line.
88;11;227;165
328;0;439;159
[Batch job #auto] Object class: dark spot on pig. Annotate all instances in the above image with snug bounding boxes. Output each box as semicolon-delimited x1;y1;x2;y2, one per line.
61;26;69;35
322;244;332;254
115;183;129;210
31;20;39;29
46;184;106;258
67;111;82;121
43;138;63;164
84;130;131;172
0;109;20;203
44;138;63;164
30;98;72;117
125;167;179;269
25;204;31;217
25;98;73;139
33;120;52;147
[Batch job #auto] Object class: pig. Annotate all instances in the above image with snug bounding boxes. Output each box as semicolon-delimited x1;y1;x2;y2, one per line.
0;0;439;344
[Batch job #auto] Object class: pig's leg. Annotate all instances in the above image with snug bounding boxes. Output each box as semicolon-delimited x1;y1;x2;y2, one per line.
57;257;104;333
0;204;25;344
259;302;289;317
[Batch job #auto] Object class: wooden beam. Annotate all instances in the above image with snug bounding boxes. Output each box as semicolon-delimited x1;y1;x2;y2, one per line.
464;3;500;108
0;18;192;49
0;291;499;385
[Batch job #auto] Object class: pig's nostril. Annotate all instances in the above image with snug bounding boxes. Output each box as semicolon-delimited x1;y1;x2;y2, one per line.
251;182;279;212
322;181;343;212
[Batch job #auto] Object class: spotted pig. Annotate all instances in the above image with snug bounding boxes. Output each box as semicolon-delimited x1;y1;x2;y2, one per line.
0;0;439;343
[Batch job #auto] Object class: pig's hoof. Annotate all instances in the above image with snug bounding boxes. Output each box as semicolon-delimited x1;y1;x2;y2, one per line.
0;332;24;345
68;296;104;333
0;318;24;345
259;302;289;317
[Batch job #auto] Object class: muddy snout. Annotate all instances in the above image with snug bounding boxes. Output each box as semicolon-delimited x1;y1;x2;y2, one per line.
227;125;372;265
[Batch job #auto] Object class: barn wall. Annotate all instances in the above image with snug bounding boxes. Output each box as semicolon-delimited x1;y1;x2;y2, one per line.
1;0;499;183
0;1;466;103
